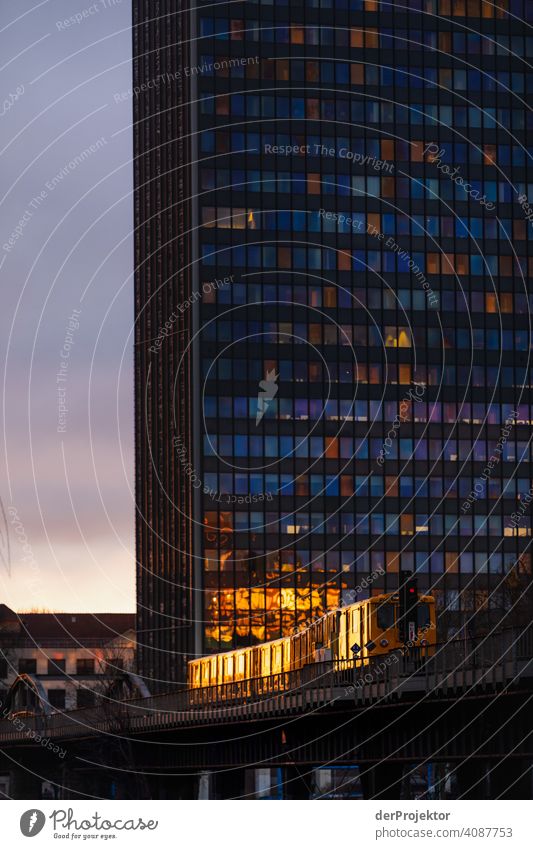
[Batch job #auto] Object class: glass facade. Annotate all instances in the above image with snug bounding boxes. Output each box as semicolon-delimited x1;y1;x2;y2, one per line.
134;0;533;681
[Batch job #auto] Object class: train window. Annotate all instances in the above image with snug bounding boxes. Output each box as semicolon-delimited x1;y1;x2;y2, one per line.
376;602;395;630
417;603;431;628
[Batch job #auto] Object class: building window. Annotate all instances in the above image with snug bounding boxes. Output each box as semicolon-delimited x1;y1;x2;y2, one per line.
47;658;66;675
76;689;96;709
76;658;95;675
47;689;65;710
0;658;8;679
18;658;37;674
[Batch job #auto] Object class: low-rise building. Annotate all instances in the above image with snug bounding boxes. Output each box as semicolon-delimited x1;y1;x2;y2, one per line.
0;604;136;712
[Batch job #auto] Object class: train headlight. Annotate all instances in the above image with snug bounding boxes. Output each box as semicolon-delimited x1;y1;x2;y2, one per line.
420;639;428;646
380;638;389;648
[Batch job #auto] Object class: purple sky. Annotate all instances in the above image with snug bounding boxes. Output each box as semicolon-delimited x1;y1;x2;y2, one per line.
0;1;135;611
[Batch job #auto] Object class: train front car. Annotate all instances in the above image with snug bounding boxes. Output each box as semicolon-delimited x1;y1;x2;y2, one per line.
339;593;437;665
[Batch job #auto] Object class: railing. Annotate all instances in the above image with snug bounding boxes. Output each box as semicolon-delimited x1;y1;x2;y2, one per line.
0;627;531;742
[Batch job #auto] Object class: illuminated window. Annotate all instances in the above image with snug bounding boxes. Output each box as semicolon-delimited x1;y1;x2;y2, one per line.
230;20;243;39
350;64;365;85
400;514;414;535
291;25;305;44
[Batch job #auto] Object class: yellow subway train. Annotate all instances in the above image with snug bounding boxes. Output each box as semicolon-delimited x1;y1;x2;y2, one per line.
188;592;436;690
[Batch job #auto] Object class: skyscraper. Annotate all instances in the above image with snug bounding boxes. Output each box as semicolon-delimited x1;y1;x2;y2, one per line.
133;0;533;688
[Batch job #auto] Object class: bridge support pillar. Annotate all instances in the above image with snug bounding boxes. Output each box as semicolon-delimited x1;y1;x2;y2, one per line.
359;761;404;799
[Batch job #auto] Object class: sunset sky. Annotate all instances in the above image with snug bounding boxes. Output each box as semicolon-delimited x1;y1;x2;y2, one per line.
0;1;135;611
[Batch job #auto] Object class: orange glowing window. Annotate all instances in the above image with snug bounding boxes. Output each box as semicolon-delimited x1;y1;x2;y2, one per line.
398;329;411;348
483;145;497;165
427;254;440;274
445;553;459;573
295;477;309;496
307;173;321;194
385;477;399;497
500;293;513;312
368;365;381;384
324;287;337;307
203;284;216;304
381;177;395;198
384;327;397;347
386;552;400;572
351;64;365;85
306;61;320;82
439;32;451;51
216;95;230;116
325;437;339;459
411;141;425;162
309;324;322;344
452;0;466;15
440;0;451;13
306;99;320;119
365;0;378;8
367;213;380;232
442;253;455;274
400;514;414;535
275;59;289;81
467;0;478;13
230;20;243;39
340;475;353;496
350;29;364;48
485;293;498;313
381;140;394;159
399;364;412;384
338;252;351;271
366;28;379;48
356;363;368;383
291;26;305;44
456;255;468;275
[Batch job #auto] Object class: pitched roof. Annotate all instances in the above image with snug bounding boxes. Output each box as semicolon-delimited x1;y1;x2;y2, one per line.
18;613;135;643
0;604;17;621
